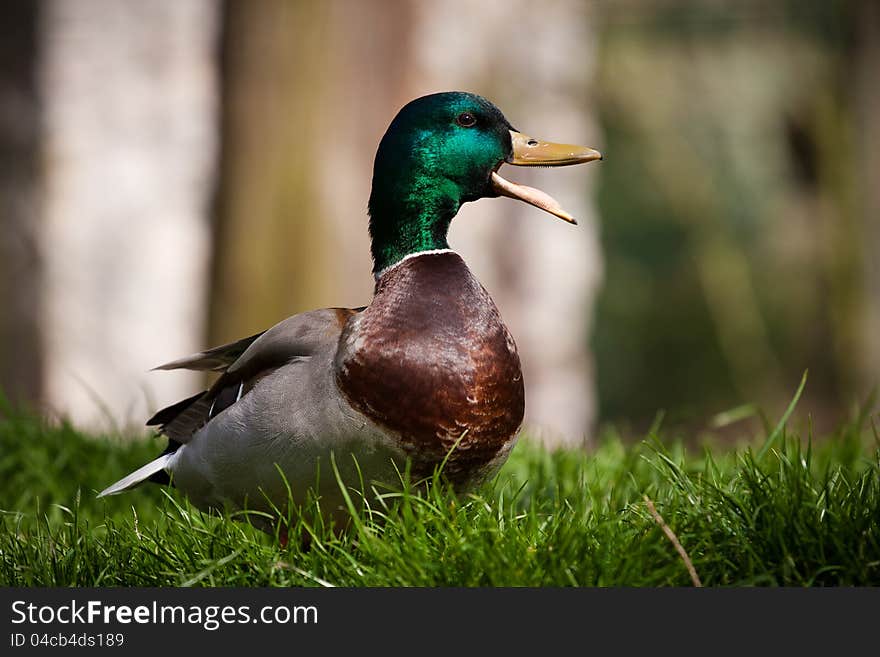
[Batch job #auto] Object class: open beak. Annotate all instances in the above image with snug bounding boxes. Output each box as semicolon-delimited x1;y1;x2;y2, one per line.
491;130;602;224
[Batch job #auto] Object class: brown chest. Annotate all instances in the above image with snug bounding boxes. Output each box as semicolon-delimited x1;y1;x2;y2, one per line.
334;253;525;485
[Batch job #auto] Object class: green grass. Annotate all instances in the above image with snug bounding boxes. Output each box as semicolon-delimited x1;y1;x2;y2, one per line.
1;393;878;587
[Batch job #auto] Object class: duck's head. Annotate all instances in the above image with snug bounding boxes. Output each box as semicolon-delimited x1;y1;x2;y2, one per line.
368;91;602;275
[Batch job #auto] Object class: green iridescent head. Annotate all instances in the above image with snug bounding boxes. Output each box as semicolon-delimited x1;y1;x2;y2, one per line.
368;91;602;275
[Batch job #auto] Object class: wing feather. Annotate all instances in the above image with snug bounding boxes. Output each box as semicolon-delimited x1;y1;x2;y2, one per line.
145;308;360;445
151;331;264;372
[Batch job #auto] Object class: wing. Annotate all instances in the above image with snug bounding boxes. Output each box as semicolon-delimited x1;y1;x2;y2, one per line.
146;307;363;446
144;332;265;444
151;331;265;372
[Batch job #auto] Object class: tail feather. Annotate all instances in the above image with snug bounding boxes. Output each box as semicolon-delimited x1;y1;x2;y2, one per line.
97;452;176;498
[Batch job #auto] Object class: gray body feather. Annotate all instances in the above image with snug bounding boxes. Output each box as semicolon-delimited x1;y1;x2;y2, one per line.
99;308;399;526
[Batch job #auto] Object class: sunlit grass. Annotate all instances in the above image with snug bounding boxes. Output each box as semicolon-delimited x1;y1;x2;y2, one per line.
1;393;878;586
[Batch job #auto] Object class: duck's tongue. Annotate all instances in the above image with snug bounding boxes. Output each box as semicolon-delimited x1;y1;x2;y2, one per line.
491;130;602;224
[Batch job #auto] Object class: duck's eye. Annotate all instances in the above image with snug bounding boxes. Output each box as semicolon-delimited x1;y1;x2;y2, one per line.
456;112;477;128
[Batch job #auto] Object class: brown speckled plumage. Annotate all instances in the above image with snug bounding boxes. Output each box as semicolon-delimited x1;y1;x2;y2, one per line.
335;252;524;485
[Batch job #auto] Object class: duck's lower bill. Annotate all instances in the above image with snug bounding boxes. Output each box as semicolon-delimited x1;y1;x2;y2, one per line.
491;129;602;224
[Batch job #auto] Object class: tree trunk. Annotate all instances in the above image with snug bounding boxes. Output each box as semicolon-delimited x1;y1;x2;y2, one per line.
39;0;219;428
0;0;43;410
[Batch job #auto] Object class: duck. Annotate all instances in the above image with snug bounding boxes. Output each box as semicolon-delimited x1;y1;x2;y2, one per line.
99;91;602;530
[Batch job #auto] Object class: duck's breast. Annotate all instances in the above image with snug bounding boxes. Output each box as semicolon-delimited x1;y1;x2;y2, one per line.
335;252;525;485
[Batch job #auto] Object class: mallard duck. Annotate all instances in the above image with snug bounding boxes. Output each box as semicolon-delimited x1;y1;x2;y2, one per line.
99;91;601;528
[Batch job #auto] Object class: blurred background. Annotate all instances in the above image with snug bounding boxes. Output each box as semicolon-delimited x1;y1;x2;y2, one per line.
0;0;877;447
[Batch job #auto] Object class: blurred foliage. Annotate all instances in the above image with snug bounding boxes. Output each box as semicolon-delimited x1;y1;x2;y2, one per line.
591;0;874;432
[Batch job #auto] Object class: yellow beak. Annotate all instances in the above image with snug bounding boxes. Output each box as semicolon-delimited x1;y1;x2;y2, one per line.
491;130;602;224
